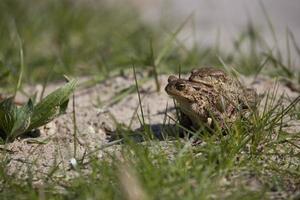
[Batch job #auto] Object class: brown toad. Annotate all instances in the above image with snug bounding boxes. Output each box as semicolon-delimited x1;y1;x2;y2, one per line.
165;67;257;130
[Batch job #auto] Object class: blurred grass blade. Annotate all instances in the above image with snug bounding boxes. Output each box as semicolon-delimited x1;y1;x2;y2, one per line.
259;0;278;47
133;65;145;126
149;39;160;92
288;29;300;57
154;14;192;66
15;34;24;97
263;53;293;78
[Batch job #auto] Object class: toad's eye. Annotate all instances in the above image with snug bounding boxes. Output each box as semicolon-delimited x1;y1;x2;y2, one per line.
175;83;186;91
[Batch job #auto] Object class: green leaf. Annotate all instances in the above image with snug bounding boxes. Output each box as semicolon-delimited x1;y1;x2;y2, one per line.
0;79;76;142
29;79;77;130
0;98;33;139
10;99;33;139
0;98;17;136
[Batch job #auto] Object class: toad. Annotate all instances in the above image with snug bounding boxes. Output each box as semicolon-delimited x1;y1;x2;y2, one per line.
165;67;257;130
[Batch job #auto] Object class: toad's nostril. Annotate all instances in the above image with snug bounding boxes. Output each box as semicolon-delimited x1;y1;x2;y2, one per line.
191;68;198;74
168;75;177;83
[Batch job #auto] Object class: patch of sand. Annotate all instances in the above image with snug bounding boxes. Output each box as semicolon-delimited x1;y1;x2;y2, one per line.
1;72;299;184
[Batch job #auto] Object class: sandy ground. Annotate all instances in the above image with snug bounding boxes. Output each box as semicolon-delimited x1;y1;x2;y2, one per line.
0;70;299;185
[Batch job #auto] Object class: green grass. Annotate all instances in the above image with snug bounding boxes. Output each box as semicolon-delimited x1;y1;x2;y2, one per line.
0;0;300;199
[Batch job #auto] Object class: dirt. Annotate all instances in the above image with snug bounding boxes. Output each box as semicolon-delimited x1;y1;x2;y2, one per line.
1;71;300;190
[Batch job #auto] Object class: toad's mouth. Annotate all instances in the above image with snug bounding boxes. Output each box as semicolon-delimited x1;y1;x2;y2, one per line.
168;93;197;106
171;96;190;105
165;85;197;104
